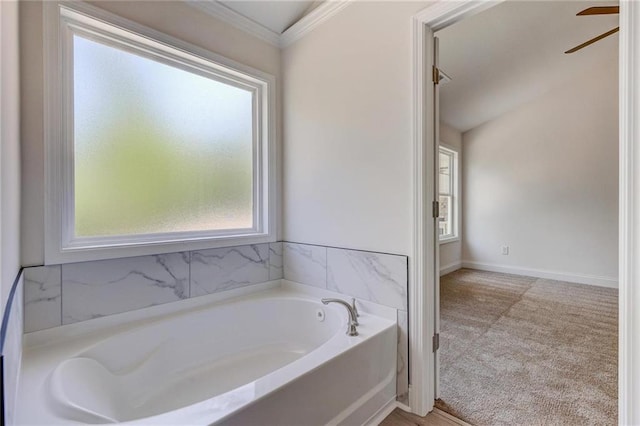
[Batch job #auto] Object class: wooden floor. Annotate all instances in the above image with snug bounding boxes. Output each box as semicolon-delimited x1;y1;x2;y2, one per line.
380;408;470;426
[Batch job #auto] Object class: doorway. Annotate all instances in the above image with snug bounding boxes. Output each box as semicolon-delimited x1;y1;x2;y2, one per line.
406;1;640;424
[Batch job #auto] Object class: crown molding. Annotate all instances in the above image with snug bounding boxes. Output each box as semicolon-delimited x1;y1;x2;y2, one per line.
185;1;352;49
279;1;352;48
185;0;281;47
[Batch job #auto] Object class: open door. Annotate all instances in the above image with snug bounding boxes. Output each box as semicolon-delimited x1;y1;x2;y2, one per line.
408;17;439;416
432;35;441;401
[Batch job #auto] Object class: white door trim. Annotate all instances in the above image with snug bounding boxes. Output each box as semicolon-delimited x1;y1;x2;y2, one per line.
409;0;503;416
618;1;639;424
410;1;639;424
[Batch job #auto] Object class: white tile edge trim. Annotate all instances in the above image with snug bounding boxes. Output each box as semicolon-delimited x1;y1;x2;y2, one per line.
461;260;618;288
439;261;462;276
24;280;282;349
184;0;281;46
281;280;397;321
280;1;352;48
184;0;352;49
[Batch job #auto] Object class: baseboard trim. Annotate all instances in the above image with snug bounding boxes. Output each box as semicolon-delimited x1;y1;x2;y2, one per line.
461;260;618;288
440;261;462;276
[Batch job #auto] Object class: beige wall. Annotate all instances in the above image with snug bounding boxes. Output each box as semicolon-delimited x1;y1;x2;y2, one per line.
1;0;21;312
282;1;430;255
20;1;282;266
439;122;462;272
462;59;618;286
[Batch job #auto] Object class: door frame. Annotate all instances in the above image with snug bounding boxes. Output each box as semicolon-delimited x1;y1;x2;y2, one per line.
409;1;640;423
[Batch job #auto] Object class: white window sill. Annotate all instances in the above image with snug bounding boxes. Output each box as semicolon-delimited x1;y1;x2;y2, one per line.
439;237;460;245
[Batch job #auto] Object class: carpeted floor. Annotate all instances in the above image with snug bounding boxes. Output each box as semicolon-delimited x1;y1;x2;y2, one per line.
435;269;618;426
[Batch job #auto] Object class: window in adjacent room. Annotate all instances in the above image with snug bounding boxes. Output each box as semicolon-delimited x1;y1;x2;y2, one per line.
44;2;276;263
439;146;459;242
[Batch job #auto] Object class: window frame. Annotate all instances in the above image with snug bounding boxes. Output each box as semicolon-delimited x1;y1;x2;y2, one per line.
44;2;277;264
438;144;459;244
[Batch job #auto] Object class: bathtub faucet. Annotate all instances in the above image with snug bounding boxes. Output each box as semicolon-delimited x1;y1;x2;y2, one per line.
321;298;359;336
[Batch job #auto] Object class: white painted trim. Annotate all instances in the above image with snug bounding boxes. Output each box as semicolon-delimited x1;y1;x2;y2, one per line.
439;237;459;245
183;1;352;49
280;1;351;48
409;7;435;417
410;0;507;417
439;261;461;276
461;260;618;289
43;1;277;264
184;0;281;47
618;1;640;424
363;399;398;426
0;0;4;320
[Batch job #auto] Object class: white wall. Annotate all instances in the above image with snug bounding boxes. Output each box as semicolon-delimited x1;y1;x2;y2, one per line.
439;122;462;273
462;59;618;287
1;0;22;313
20;1;282;266
282;1;431;256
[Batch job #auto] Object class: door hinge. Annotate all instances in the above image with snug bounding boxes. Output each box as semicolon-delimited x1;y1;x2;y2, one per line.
432;65;440;84
432;200;440;219
433;333;440;352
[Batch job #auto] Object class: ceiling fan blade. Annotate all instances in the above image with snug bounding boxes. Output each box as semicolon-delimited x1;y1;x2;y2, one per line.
577;6;619;15
565;27;619;54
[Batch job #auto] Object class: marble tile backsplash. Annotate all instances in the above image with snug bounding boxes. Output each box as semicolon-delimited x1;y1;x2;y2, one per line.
62;253;190;325
24;266;61;333
327;248;407;310
191;245;269;297
283;242;327;288
268;243;283;280
282;242;408;311
23;242;284;332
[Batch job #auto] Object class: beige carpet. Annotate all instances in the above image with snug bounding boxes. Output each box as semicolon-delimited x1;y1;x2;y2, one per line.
435;269;618;426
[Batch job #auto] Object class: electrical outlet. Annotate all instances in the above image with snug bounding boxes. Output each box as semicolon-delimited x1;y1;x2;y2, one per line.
502;246;509;255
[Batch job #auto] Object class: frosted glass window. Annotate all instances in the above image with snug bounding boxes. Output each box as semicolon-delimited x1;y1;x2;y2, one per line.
73;35;254;237
45;3;274;264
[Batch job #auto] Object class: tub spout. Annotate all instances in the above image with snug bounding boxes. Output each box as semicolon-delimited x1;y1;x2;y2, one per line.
321;298;359;336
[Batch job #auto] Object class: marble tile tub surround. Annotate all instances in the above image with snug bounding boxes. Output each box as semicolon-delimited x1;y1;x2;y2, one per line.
24;266;61;333
397;310;409;404
23;242;284;331
282;242;408;310
191;245;269;297
282;242;409;401
62;252;190;325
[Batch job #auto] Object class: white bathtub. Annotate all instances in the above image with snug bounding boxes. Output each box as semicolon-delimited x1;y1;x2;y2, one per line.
17;282;397;425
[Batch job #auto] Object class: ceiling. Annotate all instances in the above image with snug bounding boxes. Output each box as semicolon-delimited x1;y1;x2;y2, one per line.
218;1;320;33
437;0;618;133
